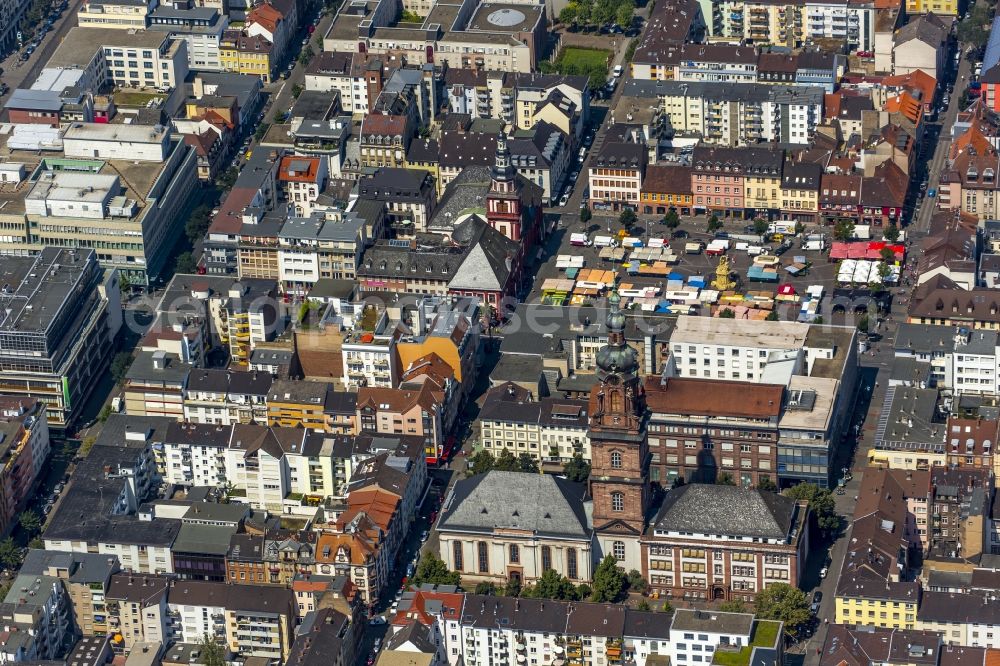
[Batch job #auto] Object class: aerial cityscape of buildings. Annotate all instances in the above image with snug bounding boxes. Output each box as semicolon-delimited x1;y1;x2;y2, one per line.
3;0;1000;664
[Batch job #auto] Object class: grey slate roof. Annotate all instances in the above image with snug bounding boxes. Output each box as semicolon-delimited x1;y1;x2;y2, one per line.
449;216;519;291
622;79;825;107
652;484;797;540
439;470;591;539
171;523;237;556
894;323;958;354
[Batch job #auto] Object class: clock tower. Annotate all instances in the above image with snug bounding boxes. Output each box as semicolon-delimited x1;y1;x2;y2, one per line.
486;133;523;243
588;292;650;570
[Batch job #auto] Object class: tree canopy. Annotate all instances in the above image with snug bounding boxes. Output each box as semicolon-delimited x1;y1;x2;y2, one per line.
559;0;635;29
524;569;580;600
754;583;811;635
467;448;538;475
563;455;591;482
0;537;22;569
199;634;226;666
110;351;135;385
412;552;461;587
833;219;856;242
590;555;626;602
783;482;841;533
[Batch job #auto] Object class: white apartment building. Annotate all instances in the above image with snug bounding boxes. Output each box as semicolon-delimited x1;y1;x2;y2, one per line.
148;5;230;71
47;27;188;92
0;575;74;663
667;316;809;383
164;581;295;660
803;0;875;52
478;384;591;465
630;80;824;147
916;591;1000;648
342;317;400;389
278;156;327;217
161;422;228;487
76;0;159;30
895;324;1000;394
182;369;272;426
430;593;786;666
951;331;999;395
78;0;157;30
665;610;782;666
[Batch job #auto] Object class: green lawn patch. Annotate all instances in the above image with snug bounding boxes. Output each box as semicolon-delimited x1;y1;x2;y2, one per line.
551;47;612;89
712;620;782;666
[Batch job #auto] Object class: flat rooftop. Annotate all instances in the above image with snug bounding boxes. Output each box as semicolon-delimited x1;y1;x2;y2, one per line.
467;2;543;33
671;314;810;349
26;171;119;207
325;0;381;41
0;248;96;336
63;122;169;145
0;137;174;216
426;1;463;29
778;375;837;432
48;27;168;69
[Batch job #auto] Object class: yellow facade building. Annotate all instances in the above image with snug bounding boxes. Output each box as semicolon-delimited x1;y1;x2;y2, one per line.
906;0;957;16
835;590;918;629
220;31;274;83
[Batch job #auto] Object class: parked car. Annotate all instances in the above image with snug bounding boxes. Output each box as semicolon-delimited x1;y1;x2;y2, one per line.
370;616;386;625
559;192;570;207
812;590;823;604
819;566;828;578
420;530;429;542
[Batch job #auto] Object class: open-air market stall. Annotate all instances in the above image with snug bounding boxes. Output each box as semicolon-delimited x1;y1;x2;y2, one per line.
748;264;779;282
576;268;616;289
600;246;627;263
638;262;675;277
540;278;575;304
618;283;661;298
556;255;585;270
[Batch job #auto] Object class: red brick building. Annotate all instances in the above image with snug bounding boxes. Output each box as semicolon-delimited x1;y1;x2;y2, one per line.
644;377;783;488
640;483;809;602
587;292;651;571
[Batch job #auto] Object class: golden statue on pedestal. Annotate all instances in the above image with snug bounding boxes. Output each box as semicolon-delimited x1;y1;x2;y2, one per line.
712;255;735;291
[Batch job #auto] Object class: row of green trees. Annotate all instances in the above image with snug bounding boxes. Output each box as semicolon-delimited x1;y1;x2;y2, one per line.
558;0;634;30
414;552;642;603
467;448;592;480
412;549;814;633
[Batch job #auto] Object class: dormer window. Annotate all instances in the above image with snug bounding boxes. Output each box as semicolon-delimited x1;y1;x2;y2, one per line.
985;168;995;182
968;167;979;181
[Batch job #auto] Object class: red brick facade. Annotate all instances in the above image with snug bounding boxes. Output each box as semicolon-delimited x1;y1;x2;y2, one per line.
639;528;807;603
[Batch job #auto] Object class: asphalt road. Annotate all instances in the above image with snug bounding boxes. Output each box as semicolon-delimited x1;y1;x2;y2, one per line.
911;43;971;235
